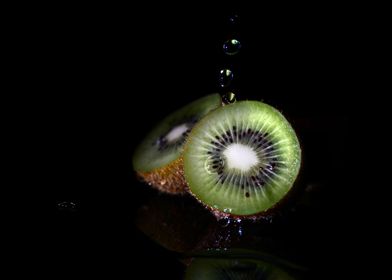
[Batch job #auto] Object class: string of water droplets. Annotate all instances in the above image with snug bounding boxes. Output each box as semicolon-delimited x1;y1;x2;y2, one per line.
219;14;241;104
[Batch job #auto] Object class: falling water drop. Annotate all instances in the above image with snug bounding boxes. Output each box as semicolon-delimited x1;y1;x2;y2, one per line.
223;39;242;55
218;69;233;88
229;14;239;24
221;92;236;104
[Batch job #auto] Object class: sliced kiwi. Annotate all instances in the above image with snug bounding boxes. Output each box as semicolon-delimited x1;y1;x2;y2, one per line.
184;101;301;217
132;94;221;194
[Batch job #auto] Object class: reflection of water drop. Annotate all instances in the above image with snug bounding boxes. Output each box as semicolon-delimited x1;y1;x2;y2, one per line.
221;92;236;104
219;69;233;88
223;39;242;55
57;201;78;212
229;14;239;24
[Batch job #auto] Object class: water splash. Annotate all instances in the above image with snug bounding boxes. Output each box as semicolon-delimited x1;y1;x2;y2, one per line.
219;217;232;227
235;219;243;236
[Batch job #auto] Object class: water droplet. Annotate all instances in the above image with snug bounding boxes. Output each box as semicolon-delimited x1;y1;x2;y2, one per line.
219;217;231;227
57;201;78;212
263;215;273;223
221;92;236;104
223;39;242;55
238;226;243;236
219;69;233;88
229;14;239;24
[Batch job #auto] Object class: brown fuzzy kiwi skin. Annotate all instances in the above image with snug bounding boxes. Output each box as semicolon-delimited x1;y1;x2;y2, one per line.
136;156;188;194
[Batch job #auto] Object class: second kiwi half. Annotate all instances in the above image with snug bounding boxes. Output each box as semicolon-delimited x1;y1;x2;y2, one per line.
132;94;222;194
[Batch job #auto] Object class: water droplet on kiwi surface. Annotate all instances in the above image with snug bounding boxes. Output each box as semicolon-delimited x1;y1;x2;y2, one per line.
221;92;236;104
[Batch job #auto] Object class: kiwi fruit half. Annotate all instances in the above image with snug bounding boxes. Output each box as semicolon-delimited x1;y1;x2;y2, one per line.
132;94;222;194
184;101;301;217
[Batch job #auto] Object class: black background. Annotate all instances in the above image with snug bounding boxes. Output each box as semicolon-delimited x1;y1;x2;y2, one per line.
21;4;376;278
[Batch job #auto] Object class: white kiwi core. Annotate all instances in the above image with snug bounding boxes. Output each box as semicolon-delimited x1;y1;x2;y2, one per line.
165;123;189;143
223;143;259;172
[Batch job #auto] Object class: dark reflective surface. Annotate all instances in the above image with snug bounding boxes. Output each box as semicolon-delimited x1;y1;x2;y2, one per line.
38;4;361;279
136;194;309;279
134;184;328;279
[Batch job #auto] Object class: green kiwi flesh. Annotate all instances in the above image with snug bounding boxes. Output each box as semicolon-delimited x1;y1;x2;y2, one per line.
132;94;221;193
184;101;301;216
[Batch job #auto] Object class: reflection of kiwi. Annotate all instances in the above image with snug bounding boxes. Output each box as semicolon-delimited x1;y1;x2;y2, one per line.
135;195;216;253
184;101;301;217
185;255;296;280
132;94;221;193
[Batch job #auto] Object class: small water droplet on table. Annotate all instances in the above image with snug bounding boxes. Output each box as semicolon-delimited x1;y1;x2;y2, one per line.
57;201;78;212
